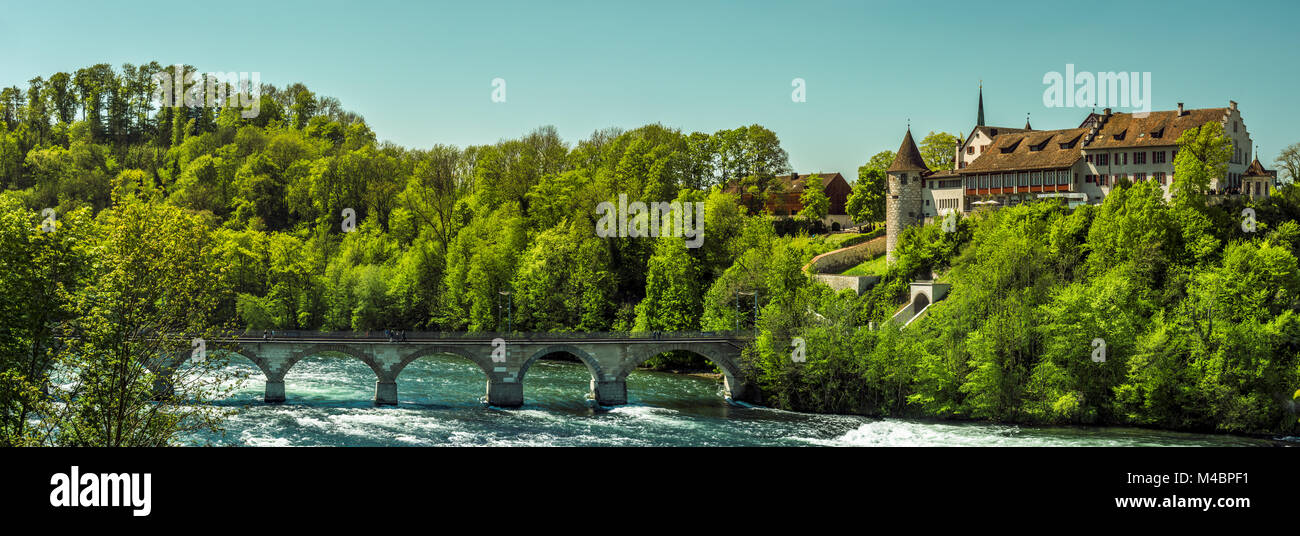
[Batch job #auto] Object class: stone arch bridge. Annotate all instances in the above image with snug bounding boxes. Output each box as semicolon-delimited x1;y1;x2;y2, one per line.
152;331;754;407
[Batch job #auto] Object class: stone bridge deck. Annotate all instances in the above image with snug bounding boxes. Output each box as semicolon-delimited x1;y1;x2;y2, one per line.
156;331;754;407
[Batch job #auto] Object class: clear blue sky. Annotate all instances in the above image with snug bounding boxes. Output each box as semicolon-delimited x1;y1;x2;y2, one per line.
3;0;1297;181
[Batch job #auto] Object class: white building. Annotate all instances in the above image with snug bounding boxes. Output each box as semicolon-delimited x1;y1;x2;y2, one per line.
889;88;1277;259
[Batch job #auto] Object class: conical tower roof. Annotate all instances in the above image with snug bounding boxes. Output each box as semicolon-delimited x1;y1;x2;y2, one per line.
1244;156;1270;177
888;129;930;173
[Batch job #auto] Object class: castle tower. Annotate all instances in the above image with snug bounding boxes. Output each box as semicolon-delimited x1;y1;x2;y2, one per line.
886;128;929;263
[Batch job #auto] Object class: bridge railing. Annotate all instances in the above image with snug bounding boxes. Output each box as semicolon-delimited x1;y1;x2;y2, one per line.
217;330;753;341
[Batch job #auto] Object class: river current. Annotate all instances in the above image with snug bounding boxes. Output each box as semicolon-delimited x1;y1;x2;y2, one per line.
178;355;1282;447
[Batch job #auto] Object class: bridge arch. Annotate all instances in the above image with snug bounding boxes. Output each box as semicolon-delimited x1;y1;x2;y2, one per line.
517;344;603;383
221;345;275;380
147;343;275;401
391;346;495;381
615;342;749;402
616;343;742;380
279;343;386;383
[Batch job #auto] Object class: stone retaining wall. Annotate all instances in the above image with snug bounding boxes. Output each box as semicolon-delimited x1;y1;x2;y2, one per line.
803;234;887;295
806;235;886;274
813;273;880;294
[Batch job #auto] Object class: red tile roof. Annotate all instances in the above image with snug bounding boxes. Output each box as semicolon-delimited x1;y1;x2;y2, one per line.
1085;108;1230;149
959;128;1088;173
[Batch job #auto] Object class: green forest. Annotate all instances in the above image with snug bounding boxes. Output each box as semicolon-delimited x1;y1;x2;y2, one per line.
1;62;1298;445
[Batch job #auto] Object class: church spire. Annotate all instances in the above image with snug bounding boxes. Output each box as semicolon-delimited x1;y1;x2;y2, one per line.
977;82;985;126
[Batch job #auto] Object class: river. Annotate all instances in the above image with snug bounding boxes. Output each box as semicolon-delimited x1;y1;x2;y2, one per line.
178;355;1284;447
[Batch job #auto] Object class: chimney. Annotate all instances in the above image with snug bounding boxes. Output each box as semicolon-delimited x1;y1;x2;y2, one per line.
1103;107;1112;116
1229;100;1238;111
1177;102;1184;116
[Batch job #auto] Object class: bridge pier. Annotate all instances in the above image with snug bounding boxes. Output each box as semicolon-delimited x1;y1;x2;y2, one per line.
486;380;523;407
375;380;398;406
724;375;754;403
265;380;286;403
590;379;627;406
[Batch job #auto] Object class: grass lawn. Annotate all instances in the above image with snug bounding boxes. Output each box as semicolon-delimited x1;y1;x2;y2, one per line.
842;254;887;276
823;232;867;248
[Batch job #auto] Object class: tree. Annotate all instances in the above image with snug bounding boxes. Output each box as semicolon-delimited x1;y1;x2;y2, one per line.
848;152;892;225
1276;143;1300;185
44;72;77;125
292;88;317;129
1171;121;1231;205
919;131;959;171
634;236;703;333
711;124;790;189
73;64;114;140
25;76;50;142
0;195;92;446
41;197;239;446
0;87;19;126
797;173;829;222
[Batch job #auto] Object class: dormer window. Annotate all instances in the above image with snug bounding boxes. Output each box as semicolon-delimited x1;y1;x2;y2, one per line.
1150;127;1164;139
1112;129;1126;141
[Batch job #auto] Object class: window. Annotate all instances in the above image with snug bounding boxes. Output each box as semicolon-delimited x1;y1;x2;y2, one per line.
1153;151;1166;164
1086;154;1094;163
1097;153;1110;166
1134;172;1146;182
1134;152;1146;164
1123;152;1128;165
967;146;974;155
1086;174;1094;183
1154;171;1166;185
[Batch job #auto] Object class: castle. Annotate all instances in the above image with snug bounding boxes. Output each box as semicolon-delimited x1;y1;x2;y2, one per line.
885;88;1279;262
